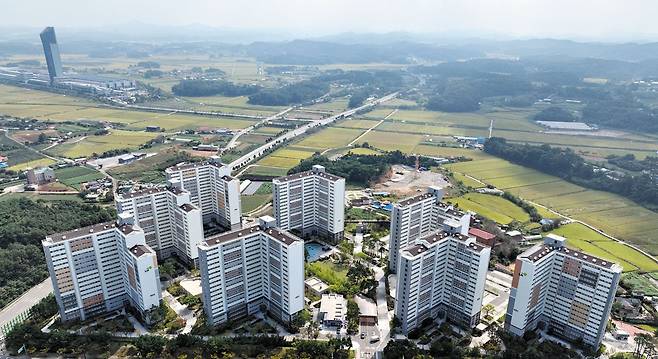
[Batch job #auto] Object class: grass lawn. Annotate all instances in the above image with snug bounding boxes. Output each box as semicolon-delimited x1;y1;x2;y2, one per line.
447;193;529;224
241;194;272;214
305;261;349;287
50;130;160;158
0;192;83;202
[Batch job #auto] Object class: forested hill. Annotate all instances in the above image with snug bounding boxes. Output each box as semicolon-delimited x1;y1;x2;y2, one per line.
484;138;658;209
0;198;115;308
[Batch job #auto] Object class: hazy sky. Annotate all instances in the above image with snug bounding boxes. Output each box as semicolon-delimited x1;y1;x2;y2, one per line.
2;0;657;41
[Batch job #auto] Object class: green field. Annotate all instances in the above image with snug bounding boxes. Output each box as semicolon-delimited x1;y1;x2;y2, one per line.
254;126;365;174
336;119;381;129
451;172;484;188
49;130;160;158
448;193;530;225
55;166;105;190
0;192;83;202
355;130;423;152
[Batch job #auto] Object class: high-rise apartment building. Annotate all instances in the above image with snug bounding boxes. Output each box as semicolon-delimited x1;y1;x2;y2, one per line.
395;230;490;333
504;234;622;347
39;27;63;82
115;182;204;265
165;157;241;230
388;186;471;272
198;216;304;326
272;165;345;242
42;215;161;322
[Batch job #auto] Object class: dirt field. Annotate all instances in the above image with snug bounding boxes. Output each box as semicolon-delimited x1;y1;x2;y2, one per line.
373;165;449;196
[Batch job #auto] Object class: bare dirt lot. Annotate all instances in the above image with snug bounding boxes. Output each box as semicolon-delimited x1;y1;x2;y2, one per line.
373;164;449;196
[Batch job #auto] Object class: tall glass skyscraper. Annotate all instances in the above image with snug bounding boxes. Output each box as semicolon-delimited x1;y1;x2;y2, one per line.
40;27;63;83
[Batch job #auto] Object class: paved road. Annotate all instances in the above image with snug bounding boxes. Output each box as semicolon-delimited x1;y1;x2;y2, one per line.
223;107;294;153
0;279;52;330
229;92;398;171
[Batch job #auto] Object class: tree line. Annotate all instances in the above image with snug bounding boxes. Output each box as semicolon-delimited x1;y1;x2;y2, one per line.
171;79;261;97
288;149;437;186
0;198;116;308
484;137;658;208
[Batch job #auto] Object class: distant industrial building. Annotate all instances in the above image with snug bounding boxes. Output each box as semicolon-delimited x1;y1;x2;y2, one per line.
272;165;345;242
39;27;63;82
388;187;471;273
504;234;622;348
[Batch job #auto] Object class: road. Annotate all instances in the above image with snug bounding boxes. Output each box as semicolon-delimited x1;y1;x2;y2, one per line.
229;92;398;171
0;279;52;332
222;107;294;153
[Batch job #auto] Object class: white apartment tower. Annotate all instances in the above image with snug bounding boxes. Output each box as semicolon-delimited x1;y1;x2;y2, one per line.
389;186;471;272
395;230;490;333
42;215;161;322
165;157;241;230
505;234;622;348
198;216;305;326
272;165;345;242
115;183;204;265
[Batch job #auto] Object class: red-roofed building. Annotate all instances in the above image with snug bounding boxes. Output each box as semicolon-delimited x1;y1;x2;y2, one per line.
469;228;496;247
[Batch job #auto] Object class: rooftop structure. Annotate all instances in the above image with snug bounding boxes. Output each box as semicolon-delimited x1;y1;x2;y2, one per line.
319;293;347;327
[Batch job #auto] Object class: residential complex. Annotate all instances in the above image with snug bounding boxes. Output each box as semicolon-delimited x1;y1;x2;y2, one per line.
115;181;204;265
198;216;305;326
39;27;63;82
504;234;622;347
395;229;490;333
42;215;161;322
272;165;345;242
165;157;241;230
388;186;471;272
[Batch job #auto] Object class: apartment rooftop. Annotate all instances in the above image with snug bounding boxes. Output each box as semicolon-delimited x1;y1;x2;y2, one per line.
402;230;487;257
273;169;343;183
397;192;436;207
45;220;117;243
165;159;227;173
129;244;151;258
203;224;300;247
523;243;617;270
117;187;167;199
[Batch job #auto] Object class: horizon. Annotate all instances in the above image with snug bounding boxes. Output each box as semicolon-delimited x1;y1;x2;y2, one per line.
0;0;656;43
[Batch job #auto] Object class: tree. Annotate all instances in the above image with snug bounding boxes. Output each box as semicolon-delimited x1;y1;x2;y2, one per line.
482;303;496;319
383;339;422;359
134;335;167;357
37;132;48;144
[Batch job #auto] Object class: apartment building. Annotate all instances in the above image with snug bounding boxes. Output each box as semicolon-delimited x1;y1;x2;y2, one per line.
504;234;622;347
165;156;241;230
198;216;304;326
272;165;345;242
115;182;204;265
388;186;471;272
395;230;490;333
42;215;161;322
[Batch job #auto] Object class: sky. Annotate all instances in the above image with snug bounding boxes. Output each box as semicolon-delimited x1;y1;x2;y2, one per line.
1;0;657;42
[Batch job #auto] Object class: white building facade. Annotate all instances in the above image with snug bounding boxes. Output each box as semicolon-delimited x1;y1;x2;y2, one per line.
42;216;161;322
165;157;241;230
115;183;204;265
395;230;490;333
272;165;345;242
198;216;305;326
389;186;471;272
504;234;622;347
